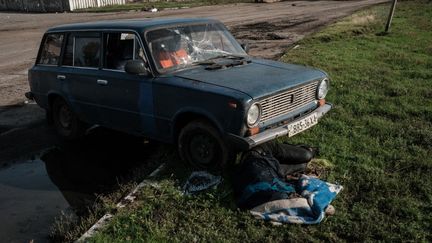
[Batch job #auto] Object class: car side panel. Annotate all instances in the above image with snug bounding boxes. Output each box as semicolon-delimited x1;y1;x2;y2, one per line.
54;67;103;124
28;66;58;109
151;76;250;143
95;70;156;136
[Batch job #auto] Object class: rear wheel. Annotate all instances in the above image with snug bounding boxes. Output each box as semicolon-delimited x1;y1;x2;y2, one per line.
178;120;233;171
52;98;84;140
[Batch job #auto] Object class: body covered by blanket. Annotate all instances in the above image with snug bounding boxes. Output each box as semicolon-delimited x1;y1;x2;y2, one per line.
251;175;342;224
232;142;342;224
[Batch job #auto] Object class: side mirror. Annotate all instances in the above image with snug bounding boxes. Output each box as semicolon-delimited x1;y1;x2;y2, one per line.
125;60;149;75
241;43;250;53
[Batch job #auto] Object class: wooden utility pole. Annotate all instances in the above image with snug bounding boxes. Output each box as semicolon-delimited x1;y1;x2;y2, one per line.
385;0;398;33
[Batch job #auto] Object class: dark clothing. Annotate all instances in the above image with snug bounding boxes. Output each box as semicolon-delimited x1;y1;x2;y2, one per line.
260;142;317;164
232;150;291;209
232;142;316;209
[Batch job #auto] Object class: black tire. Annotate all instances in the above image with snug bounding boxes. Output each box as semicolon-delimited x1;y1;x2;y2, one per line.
52;98;84;140
45;108;53;125
178;120;233;171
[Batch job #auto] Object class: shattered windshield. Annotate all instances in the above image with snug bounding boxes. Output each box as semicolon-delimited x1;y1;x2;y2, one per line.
146;22;246;72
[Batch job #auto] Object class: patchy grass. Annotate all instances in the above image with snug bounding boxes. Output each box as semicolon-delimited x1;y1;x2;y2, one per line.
279;1;432;241
75;0;253;13
81;1;432;242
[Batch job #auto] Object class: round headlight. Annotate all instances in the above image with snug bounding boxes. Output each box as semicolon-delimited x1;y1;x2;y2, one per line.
247;103;261;127
317;78;329;99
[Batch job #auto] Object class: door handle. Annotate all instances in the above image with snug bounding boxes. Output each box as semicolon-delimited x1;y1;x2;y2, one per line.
97;79;108;86
57;75;66;80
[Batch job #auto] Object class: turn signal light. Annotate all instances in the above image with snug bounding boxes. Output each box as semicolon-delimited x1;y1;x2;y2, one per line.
228;101;237;109
318;99;326;106
247;126;260;136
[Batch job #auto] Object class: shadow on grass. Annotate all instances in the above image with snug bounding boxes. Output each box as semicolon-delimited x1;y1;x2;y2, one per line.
46;128;169;242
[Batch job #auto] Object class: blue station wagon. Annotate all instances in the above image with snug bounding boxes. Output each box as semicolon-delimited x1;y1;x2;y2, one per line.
27;18;331;169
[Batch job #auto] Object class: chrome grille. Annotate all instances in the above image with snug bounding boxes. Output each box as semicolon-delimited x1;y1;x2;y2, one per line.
260;81;318;122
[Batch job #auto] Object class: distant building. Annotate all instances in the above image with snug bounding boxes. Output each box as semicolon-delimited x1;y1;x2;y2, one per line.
0;0;126;12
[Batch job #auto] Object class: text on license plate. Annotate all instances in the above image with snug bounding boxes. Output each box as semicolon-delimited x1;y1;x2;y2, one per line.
287;113;318;137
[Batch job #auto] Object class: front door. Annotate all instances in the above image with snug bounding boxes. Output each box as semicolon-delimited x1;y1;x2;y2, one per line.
96;32;155;136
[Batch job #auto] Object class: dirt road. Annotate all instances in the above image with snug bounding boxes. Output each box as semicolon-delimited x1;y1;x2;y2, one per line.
0;0;388;107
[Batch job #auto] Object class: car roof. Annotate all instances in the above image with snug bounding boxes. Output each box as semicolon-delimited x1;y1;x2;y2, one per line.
47;18;220;33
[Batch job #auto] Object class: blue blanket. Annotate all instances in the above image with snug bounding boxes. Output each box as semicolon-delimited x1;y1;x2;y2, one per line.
250;175;343;224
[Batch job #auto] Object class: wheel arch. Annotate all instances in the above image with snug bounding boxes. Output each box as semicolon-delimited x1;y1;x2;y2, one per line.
46;92;68;123
47;92;67;110
173;109;224;143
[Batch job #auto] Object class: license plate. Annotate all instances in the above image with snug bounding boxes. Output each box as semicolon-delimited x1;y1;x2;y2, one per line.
287;112;318;137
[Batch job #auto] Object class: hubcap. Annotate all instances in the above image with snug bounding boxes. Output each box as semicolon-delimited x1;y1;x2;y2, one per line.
189;133;216;165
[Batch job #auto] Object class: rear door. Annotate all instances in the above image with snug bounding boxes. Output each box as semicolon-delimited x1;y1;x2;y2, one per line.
58;32;103;124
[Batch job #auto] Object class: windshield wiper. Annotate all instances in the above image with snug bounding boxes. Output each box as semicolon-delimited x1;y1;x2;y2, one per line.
189;51;251;70
193;53;247;65
204;57;251;70
212;53;246;59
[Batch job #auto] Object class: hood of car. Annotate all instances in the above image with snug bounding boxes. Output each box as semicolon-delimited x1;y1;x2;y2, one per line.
174;58;327;99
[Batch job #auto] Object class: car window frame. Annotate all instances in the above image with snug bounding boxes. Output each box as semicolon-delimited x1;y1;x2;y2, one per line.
35;32;66;67
59;31;102;70
38;29;156;76
101;30;149;74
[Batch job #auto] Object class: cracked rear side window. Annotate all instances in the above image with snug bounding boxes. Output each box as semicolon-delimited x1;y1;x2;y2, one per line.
38;33;64;65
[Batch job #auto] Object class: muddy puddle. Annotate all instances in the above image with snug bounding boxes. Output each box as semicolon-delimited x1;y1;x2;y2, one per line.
0;129;160;242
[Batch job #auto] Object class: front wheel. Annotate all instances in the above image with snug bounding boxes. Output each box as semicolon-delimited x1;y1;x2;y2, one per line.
178;120;233;171
52;98;85;140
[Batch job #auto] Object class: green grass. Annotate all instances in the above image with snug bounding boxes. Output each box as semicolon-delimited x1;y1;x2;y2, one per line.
86;1;432;242
75;0;253;13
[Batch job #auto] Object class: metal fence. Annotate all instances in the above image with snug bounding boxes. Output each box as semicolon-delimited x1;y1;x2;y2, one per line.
0;0;126;12
69;0;126;11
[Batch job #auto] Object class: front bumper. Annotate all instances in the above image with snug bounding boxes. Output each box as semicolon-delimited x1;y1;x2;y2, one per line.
228;103;332;151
